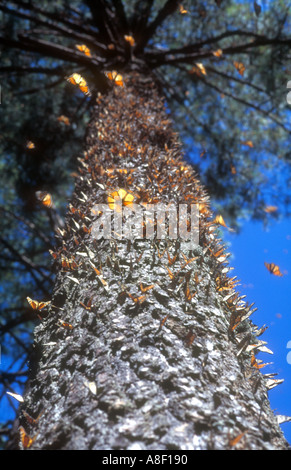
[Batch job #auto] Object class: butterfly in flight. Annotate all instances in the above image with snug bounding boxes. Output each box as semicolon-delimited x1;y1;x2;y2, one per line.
264;262;283;277
124;35;135;46
234;61;246;76
57;115;70;126
75;44;91;57
26;140;35;149
67;73;90;95
35;191;53;208
263;206;278;214
105;70;124;87
26;297;51;310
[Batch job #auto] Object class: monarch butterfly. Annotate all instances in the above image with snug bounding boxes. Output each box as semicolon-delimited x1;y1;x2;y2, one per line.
241;140;254;148
49;249;59;260
93;267;108;287
26;140;35;149
184;330;196;346
159;314;169;329
167;251;177;266
35;191;53;208
107;189;135;211
22;410;43;426
105;70;124;87
213;214;235;232
140;283;155;293
228;431;246;448
57;115;70;126
189;63;207;77
80;295;94;311
233;61;246;76
61;255;79;271
57;320;74;330
67;73;90;95
230;164;236;174
19;426;37;449
185;284;196;301
198;202;209;215
127;292;146;304
179;4;188;14
124;35;135;46
250;352;269;370
263;205;278;213
82;224;92;233
213;214;227;228
26;297;51;310
212;48;223;58
75;44;91;57
166;267;175;280
264;262;283;277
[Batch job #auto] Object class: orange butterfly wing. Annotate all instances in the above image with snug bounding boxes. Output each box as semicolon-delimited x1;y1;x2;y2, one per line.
27;297;50;310
179;5;188;14
19;426;37;449
264;262;283;277
234;61;246;76
105;71;124;87
35;191;53;208
26;141;35;149
67;73;90;95
57;115;70;126
107;189;135;211
263;205;278;213
124;35;135;46
67;73;81;85
75;44;91;56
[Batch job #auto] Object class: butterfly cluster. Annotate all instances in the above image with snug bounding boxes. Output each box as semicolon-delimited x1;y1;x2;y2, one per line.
20;71;285;449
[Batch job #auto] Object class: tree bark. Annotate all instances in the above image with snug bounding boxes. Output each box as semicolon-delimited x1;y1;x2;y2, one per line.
18;71;289;450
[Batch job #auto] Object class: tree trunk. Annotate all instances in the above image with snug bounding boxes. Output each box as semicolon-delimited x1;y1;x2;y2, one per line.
18;72;288;450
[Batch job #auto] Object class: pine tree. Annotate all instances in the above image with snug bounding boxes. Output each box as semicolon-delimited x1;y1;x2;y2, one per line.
1;0;290;450
13;72;288;450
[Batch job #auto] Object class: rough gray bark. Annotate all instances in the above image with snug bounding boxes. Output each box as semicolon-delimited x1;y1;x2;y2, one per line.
18;72;288;450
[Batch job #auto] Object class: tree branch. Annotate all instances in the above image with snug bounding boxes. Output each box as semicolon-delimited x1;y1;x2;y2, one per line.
145;30;291;66
146;30;262;61
0;34;105;74
0;65;65;77
0;207;52;246
12;76;65;96
0;3;107;53
136;0;180;52
131;0;154;37
205;65;268;95
112;0;129;35
0;237;52;295
84;0;118;44
4;0;104;43
194;73;291;134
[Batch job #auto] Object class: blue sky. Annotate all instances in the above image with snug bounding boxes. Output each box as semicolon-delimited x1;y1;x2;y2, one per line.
0;355;27;423
223;216;291;444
